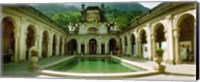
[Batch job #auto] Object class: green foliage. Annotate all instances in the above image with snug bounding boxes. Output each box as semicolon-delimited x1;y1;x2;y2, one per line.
33;4;80;14
32;3;147;30
44;10;55;17
31;49;39;56
105;6;144;30
52;13;80;27
155;49;164;57
32;4;81;31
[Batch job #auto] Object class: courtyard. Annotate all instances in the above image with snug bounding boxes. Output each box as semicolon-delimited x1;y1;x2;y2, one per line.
2;55;196;80
0;2;197;81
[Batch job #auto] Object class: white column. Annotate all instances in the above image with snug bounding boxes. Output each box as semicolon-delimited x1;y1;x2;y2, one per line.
48;35;53;57
22;30;28;60
166;16;175;64
121;37;125;55
174;28;181;64
85;42;88;54
61;38;65;55
13;28;20;62
150;34;156;60
147;33;152;61
163;29;169;62
132;34;137;56
78;42;81;54
18;22;28;61
98;41;101;54
35;32;43;58
136;37;142;57
56;37;60;56
127;35;132;55
105;42;109;54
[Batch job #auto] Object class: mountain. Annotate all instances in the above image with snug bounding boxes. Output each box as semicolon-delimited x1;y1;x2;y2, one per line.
30;2;149;30
63;2;149;12
32;4;80;17
105;2;149;12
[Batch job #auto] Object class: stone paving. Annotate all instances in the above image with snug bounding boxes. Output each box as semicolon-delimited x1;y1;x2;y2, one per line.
1;55;197;81
1;55;68;77
121;57;196;81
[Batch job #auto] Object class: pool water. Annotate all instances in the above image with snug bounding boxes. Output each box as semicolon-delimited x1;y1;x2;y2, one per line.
46;58;144;73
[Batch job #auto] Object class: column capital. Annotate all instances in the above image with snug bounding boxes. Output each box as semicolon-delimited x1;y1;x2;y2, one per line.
34;34;39;41
173;27;180;32
14;32;19;39
13;28;19;38
151;35;156;41
173;28;180;38
164;32;168;39
173;31;180;38
13;28;19;33
137;38;141;43
165;14;172;20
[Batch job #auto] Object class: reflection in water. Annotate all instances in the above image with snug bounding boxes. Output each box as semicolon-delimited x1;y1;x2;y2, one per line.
47;57;144;73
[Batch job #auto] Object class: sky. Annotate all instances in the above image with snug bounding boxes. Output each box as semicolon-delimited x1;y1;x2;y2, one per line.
1;0;162;9
139;2;162;9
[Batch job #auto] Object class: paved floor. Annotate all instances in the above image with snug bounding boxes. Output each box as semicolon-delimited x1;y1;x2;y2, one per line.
1;55;69;77
1;55;196;81
121;57;196;81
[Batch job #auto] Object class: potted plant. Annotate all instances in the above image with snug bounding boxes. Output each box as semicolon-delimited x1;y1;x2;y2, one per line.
154;49;165;73
154;49;164;65
28;48;39;71
30;49;39;63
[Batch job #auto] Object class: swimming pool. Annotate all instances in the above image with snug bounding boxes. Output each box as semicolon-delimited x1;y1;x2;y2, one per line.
46;57;144;73
38;55;158;78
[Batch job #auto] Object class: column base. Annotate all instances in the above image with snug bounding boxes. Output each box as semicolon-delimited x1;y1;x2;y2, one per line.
175;60;182;64
165;59;175;64
154;65;166;73
148;56;154;61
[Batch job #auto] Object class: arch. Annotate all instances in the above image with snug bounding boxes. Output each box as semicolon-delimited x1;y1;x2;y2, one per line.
109;38;117;54
26;24;37;35
176;13;196;28
152;23;165;33
67;39;77;55
26;25;36;60
1;15;18;28
139;29;147;43
52;34;57;56
177;14;195;62
154;23;166;49
89;38;97;54
42;30;49;58
2;17;16;63
139;29;147;58
153;23;167;60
